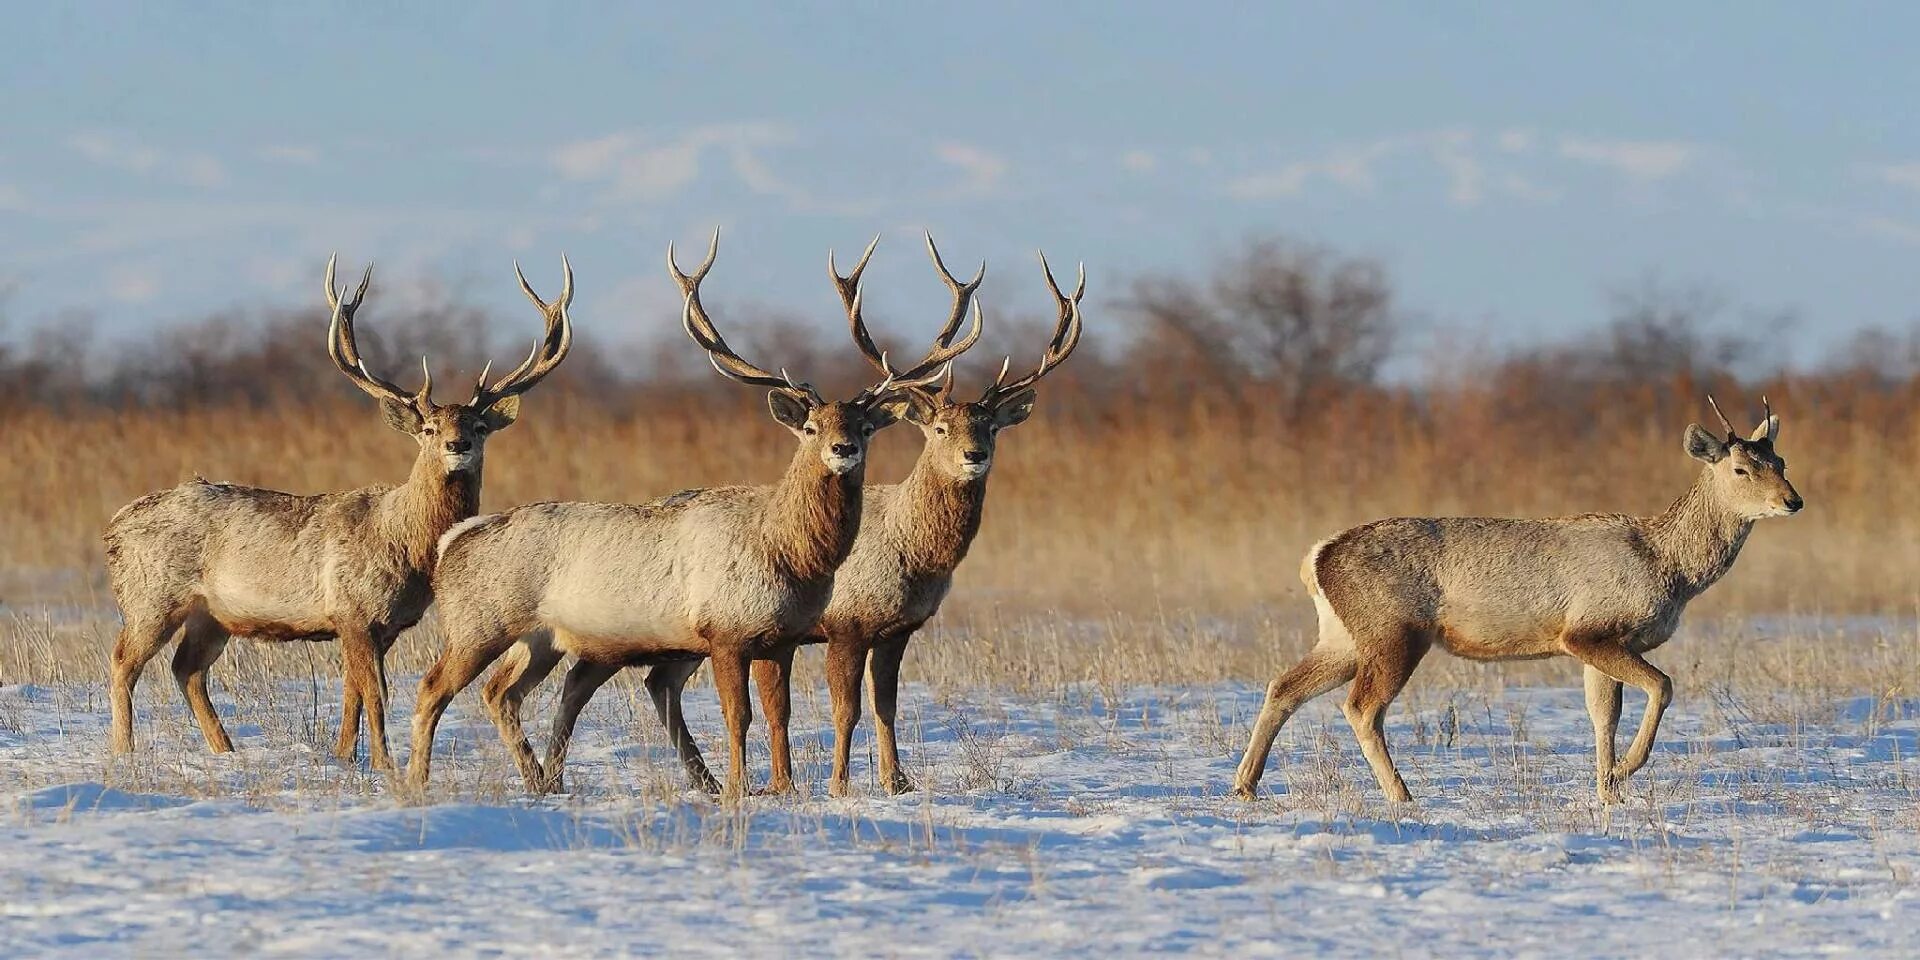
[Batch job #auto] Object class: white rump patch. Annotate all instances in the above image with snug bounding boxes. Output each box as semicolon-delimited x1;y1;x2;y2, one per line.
1303;537;1354;651
438;514;501;561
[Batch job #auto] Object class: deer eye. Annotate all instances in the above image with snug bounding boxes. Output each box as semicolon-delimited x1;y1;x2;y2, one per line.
422;425;438;436
803;424;818;436
934;426;947;436
1733;467;1749;477
474;423;490;434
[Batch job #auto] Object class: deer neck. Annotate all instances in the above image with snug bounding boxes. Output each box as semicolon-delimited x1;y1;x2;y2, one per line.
1646;471;1753;596
383;452;482;575
760;451;863;583
887;453;988;576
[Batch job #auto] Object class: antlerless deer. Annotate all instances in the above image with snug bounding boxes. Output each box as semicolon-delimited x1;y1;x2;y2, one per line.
1233;397;1802;804
103;256;573;769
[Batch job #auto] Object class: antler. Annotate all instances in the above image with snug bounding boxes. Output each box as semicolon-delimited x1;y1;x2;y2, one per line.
671;229;824;404
468;256;575;408
837;233;985;402
979;251;1085;404
325;254;430;408
1705;394;1738;439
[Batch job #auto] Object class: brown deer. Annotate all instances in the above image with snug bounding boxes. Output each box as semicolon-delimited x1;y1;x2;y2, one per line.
408;231;976;797
1232;397;1802;804
103;255;573;770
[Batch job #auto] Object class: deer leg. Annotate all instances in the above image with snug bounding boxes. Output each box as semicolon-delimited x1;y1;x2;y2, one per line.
109;609;185;754
170;613;234;754
334;644;364;763
824;637;868;798
752;646;798;795
1340;630;1428;803
710;648;755;800
642;659;719;794
868;633;914;795
335;628;396;771
1583;665;1625;803
1563;634;1672;791
537;657;617;794
482;633;565;793
1231;643;1359;798
406;633;518;790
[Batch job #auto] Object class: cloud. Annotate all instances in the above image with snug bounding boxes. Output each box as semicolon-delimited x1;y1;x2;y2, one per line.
106;263;160;303
550;122;793;204
1426;129;1483;207
1497;129;1536;153
1120;150;1158;173
69;131;227;187
933;142;1008;199
1557;137;1695;181
1227;139;1397;199
257;145;321;165
1857;162;1920;193
1856;214;1920;245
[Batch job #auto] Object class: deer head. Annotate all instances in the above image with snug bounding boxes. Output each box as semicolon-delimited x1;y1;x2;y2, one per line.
325;254;574;475
849;244;1083;483
1684;395;1803;519
669;230;975;476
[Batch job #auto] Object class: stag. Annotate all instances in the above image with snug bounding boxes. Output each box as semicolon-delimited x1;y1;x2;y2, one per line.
752;243;1084;795
1232;398;1802;804
103;256;573;769
409;230;976;797
494;236;1072;797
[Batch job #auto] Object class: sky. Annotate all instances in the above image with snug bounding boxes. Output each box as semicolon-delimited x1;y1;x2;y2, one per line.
2;3;1917;364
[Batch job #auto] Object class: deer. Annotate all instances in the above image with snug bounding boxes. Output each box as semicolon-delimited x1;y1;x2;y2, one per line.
1232;397;1803;805
102;255;573;771
751;243;1084;796
406;230;977;797
495;237;1082;798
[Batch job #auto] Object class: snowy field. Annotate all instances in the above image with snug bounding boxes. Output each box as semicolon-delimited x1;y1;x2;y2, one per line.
3;668;1918;957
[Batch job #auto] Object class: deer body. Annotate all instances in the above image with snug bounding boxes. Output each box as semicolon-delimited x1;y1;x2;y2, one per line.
104;257;571;769
1233;401;1801;804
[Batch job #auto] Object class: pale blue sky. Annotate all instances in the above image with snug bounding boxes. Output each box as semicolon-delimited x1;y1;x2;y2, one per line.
2;2;1917;361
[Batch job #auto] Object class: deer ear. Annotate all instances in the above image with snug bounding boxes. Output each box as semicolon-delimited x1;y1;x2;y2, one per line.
767;391;810;431
992;389;1037;429
1684;423;1727;463
1749;415;1780;444
867;396;910;430
382;398;423;435
482;394;521;431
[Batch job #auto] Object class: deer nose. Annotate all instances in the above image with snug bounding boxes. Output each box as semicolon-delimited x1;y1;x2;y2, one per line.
963;450;989;464
1785;494;1804;513
445;439;472;454
831;442;859;457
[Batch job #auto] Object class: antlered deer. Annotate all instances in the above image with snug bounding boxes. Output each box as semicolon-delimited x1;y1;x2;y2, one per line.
496;237;1080;797
753;244;1084;796
1232;398;1802;804
409;231;975;797
103;256;573;769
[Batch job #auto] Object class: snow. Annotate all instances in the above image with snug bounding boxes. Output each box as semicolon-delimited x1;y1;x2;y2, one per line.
3;678;1917;956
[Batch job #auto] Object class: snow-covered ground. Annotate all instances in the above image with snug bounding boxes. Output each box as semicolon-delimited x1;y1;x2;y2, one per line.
3;676;1917;957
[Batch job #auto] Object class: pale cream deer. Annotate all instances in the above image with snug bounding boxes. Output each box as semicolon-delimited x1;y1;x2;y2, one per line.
103;256;573;769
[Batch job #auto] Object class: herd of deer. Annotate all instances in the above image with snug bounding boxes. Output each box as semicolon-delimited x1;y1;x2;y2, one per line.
96;231;1805;806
